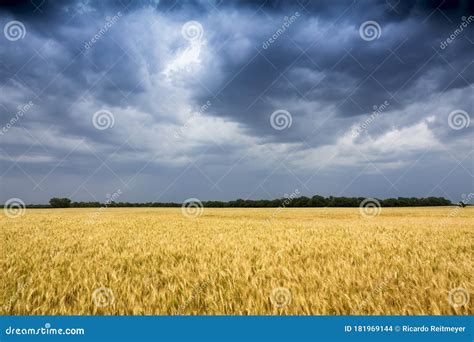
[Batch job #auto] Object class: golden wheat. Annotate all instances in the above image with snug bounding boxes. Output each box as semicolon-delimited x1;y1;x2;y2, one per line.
1;207;472;315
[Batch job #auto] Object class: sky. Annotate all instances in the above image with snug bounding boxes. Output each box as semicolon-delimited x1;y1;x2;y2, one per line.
0;0;473;204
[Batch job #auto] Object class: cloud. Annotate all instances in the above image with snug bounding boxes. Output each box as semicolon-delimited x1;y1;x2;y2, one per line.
0;0;472;203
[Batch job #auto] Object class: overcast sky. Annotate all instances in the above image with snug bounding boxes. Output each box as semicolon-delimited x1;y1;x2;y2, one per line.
0;0;473;204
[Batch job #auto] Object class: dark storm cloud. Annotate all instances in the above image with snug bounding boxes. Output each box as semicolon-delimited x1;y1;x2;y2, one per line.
0;0;472;203
193;0;473;144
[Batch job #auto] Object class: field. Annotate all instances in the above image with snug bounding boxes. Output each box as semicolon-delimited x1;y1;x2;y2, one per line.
1;207;472;315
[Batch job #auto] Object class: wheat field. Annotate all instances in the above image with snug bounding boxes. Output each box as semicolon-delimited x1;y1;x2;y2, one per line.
1;207;472;315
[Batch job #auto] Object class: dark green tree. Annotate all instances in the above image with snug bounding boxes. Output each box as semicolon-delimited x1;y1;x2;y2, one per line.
49;197;72;208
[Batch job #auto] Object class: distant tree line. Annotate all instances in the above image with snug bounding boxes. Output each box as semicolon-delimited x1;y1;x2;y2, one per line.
203;196;453;208
49;197;71;208
19;195;455;208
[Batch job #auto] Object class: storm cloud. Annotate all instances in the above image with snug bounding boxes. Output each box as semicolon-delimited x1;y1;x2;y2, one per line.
0;0;472;204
